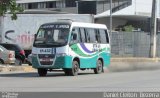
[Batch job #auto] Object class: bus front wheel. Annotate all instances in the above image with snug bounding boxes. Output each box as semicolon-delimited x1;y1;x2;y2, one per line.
69;61;79;76
94;60;103;74
38;68;47;76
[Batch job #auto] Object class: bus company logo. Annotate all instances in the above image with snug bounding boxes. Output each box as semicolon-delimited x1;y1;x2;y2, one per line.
92;44;101;52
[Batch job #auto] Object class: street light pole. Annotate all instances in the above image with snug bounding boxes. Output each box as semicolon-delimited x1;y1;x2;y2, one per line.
75;1;79;14
110;0;112;42
150;0;157;58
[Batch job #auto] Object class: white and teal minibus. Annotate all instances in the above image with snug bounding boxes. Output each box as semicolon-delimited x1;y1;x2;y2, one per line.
32;20;110;76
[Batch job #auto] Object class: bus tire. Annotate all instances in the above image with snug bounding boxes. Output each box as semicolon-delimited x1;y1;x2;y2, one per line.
38;68;47;76
94;60;103;74
69;61;79;76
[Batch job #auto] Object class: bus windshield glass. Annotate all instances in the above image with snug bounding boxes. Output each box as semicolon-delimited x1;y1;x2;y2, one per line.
34;24;70;47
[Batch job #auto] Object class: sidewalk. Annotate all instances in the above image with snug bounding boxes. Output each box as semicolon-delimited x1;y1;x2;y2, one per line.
0;65;36;72
109;57;160;72
0;58;160;72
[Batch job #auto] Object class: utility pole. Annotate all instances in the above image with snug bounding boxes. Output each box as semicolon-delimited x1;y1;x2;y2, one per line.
150;0;157;58
110;0;112;42
75;1;79;14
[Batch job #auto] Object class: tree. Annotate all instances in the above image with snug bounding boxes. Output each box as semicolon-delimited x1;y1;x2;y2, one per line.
0;0;23;20
124;25;134;32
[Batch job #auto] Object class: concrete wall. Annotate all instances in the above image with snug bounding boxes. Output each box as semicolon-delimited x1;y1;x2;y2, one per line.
61;7;77;13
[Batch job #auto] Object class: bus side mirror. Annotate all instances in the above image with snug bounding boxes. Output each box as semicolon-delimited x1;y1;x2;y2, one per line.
34;34;37;39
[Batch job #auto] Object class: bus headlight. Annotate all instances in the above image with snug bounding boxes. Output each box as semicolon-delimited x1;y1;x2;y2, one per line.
56;53;67;57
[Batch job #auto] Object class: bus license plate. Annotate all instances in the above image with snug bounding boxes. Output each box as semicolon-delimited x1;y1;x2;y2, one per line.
40;58;50;62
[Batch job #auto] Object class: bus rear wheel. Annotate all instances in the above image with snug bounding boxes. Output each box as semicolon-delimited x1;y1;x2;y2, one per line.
38;68;47;76
69;61;79;76
94;60;103;74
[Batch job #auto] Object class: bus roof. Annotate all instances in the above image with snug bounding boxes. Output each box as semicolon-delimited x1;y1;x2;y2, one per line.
71;22;107;29
41;21;107;29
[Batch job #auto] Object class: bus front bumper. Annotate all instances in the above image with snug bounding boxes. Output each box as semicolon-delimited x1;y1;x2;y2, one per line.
32;55;72;69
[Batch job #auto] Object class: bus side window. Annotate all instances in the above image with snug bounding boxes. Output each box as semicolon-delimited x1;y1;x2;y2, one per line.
71;28;79;43
99;29;107;44
105;30;109;43
79;28;87;43
95;29;101;43
85;28;91;43
87;28;96;43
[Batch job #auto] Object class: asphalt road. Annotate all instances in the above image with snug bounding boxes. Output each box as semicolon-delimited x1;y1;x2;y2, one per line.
0;69;160;92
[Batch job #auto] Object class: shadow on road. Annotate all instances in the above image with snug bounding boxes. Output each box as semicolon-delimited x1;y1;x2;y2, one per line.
0;72;95;78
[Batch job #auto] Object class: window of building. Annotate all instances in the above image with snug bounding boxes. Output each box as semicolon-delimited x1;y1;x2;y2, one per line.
38;2;46;8
78;1;97;14
18;4;23;9
65;0;76;7
19;4;25;9
46;1;56;8
56;0;64;8
28;3;38;9
25;3;28;9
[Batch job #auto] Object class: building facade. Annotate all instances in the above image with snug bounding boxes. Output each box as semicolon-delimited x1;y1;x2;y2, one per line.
95;0;160;32
16;0;160;32
16;0;77;13
16;0;132;15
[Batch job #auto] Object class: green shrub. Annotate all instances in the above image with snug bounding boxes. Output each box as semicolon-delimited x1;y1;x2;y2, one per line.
124;25;134;32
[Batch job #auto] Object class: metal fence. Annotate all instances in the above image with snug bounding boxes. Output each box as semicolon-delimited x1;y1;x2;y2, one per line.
111;32;160;57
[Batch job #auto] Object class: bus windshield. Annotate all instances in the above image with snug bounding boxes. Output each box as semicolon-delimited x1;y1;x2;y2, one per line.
33;24;70;47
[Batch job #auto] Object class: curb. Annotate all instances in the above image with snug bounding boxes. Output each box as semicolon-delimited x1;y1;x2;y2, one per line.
0;65;36;72
109;58;160;72
22;66;36;72
109;62;160;72
111;58;160;62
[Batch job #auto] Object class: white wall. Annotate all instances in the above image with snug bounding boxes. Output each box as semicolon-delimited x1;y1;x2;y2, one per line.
158;0;160;17
133;0;160;17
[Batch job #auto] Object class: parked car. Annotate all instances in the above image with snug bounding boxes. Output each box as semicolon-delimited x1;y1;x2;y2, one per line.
0;43;25;65
0;45;15;64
